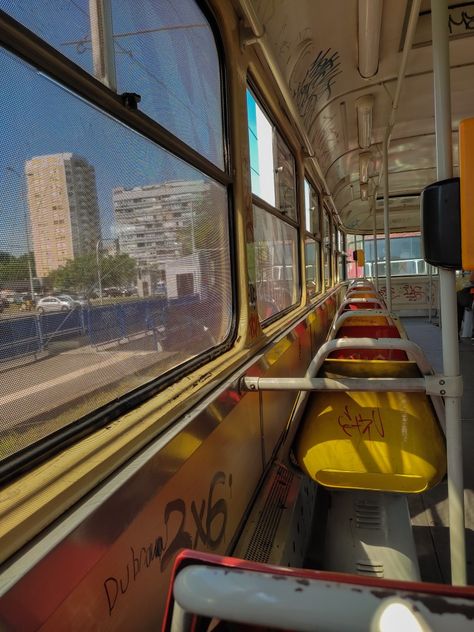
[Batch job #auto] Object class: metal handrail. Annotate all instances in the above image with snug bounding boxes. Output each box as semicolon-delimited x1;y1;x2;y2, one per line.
330;309;394;335
168;564;470;631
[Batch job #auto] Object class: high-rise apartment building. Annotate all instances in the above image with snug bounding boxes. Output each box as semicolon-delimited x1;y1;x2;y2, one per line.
25;153;101;277
113;180;220;272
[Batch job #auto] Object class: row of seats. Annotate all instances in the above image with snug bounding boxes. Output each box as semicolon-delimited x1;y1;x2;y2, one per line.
294;279;446;494
161;283;466;630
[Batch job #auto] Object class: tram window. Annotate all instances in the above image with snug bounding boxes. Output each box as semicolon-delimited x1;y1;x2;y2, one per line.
346;234;364;279
111;0;224;168
253;205;299;321
338;256;345;282
323;212;330;249
323;211;332;287
304;180;320;235
337;229;344;252
305;238;320;297
364;233;432;277
247;90;275;205
331;224;337;251
303;180;321;297
1;0;224;169
0;46;232;460
0;0;94;75
275;132;297;220
336;229;345;283
246;89;296;217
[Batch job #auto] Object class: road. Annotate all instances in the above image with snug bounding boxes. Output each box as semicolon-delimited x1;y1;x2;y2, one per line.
0;335;179;436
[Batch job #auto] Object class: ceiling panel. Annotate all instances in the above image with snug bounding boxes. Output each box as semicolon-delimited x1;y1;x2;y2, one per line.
251;0;474;232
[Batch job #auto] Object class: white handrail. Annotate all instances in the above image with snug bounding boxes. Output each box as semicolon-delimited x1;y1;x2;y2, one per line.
170;564;472;631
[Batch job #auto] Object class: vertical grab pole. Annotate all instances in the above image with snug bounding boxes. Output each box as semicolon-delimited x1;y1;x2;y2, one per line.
428;264;433;323
431;0;466;585
373;193;379;291
383;135;392;310
362;235;366;279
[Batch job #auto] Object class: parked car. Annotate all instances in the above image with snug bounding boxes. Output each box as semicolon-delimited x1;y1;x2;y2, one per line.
57;293;88;308
12;293;25;305
36;296;74;313
103;287;122;297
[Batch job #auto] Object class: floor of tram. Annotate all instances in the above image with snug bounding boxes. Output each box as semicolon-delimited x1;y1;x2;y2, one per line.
402;317;474;584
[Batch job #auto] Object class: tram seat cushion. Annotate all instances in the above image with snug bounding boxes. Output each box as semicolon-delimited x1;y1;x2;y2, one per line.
329;348;407;361
294;359;446;493
344;301;383;310
332;325;405;360
339;315;390;327
346;292;378;299
336;325;401;338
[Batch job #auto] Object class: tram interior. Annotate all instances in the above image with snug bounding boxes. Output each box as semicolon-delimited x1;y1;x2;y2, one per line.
0;0;474;629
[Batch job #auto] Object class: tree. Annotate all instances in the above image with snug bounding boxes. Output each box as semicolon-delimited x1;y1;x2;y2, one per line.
0;252;36;286
176;197;228;257
47;253;136;294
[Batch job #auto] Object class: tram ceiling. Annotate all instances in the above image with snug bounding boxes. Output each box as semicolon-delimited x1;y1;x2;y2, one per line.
250;0;474;233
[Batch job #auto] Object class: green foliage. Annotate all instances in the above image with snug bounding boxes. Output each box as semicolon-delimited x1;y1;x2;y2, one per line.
0;252;35;285
47;253;136;293
176;198;227;257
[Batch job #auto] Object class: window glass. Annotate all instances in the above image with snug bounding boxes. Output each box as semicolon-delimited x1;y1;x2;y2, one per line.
0;0;93;74
323;211;330;249
346;234;364;279
338;256;345;282
323;248;331;287
247;90;275;206
304;179;320;234
305;238;320;297
0;48;231;459
253;205;299;321
247;90;296;218
112;0;224;168
1;0;224;168
275;132;296;220
364;233;431;277
311;188;321;235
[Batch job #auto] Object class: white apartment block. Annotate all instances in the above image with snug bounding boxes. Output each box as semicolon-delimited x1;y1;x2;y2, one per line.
25;153;101;277
113;179;219;273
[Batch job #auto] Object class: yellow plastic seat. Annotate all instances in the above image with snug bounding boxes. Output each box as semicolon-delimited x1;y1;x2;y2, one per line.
294;359;446;493
341;314;390;327
346;291;378;299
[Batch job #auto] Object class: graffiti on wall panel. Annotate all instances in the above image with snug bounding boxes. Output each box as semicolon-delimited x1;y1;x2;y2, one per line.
378;280;439;306
293;48;341;118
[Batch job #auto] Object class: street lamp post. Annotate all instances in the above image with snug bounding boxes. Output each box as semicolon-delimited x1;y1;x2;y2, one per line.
6;166;36;302
96;239;103;304
96;237;120;304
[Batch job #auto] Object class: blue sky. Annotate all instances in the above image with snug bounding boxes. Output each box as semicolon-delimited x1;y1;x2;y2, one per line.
0;0;223;254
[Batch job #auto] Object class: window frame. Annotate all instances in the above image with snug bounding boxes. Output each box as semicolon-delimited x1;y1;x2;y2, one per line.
322;205;333;289
303;177;322;298
246;81;301;325
0;1;237;482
